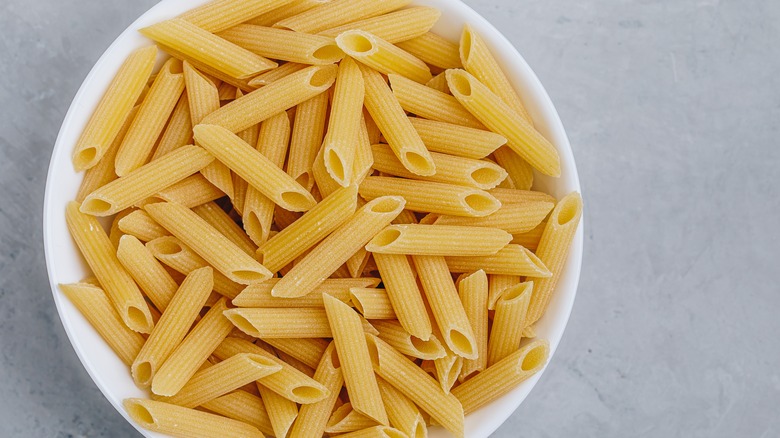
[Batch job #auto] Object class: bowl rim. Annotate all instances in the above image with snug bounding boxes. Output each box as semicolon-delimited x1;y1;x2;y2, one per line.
43;1;583;437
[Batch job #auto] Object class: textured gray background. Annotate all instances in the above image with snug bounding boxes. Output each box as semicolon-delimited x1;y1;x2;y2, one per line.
1;0;779;437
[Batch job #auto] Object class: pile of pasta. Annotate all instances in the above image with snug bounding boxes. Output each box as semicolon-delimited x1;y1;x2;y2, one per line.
60;0;583;437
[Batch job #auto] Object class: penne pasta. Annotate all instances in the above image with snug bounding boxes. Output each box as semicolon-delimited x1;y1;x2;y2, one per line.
131;267;213;387
225;308;333;338
115;58;185;176
231;173;249;215
369;143;508;190
192;202;256;257
359;176;500;218
271;196;405;298
360;66;435;177
321;57;364;186
488;187;557;205
425;72;450;94
326;403;377;434
412;255;478;360
264;338;329;370
365;335;464;438
323;294;387;424
333;426;408;438
256;379;299;438
337;30;432;84
352;116;375;185
275;0;410;33
389;73;483;129
81;145;215;216
458;270;489;381
150;173;225;208
201;390;274;436
445;244;551;277
117;210;168;242
319;6;440;43
460;24;532;123
248;0;330;26
259;184;358;272
201;64;336;133
434;200;554;234
349;288;396;320
487;281;533;366
446;69;561;177
397;32;462;69
311;144;344;198
366;224;512;256
145;201;272;284
433;349;463;393
248;62;308;87
493;146;534;190
488;274;520;311
219;25;345;65
124;398;264;438
59;283;145;366
408;117;505;159
372;320;445;361
116;235;177;312
233;278;379;307
288;343;343;438
376;377;426;438
185;61;220;127
65;202;153;333
193;124;316;212
151;298;234;396
180;0;296;33
452;339;549;414
72;46;157;171
139;19;277;79
286;91;328;189
525;192;583;325
372;253;431;340
511;220;546;252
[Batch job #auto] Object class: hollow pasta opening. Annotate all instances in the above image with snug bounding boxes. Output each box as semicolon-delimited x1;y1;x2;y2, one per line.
74;147;97;169
292;385;326;402
402;151;435;175
470;166;504;187
232;270;268;282
224;313;257;336
247;354;278;368
325;148;346;182
463;193;498;214
81;198;113;215
125;401;155;426
150;238;183;255
500;282;532;302
364;335;379;368
448;329;475;357
309;66;336;87
244;212;267;242
313;44;345;62
338;32;375;54
368;197;403;214
413;420;427;438
370;228;402;248
280;190;313;210
521;344;548;371
554;194;583;226
295;172;312;190
410;335;442;356
133;361;153;386
447;71;472;97
127;305;149;329
522;247;551;277
460;27;473;63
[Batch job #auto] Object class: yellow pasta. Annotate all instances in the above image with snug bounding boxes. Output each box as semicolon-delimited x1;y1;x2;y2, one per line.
397;32;462;69
323;294;387;424
131;267;214;387
117;210;168;242
275;0;410;33
434;200;554;234
358;66;435;176
445;244;551;277
151;298;234;396
145;236;244;299
220;24;345;65
488;274;521;311
116;235;177;312
201;390;274;436
311;143;343;198
525;192;583;325
493;145;534;190
408;117;505;159
326;403;377;434
511;220;546;252
124;398;264;438
389;73;483;129
231;173;249;215
59;283;145;366
76;105;138;202
458;270;489;381
372;320;445;361
365;335;464;437
412;255;477;360
65;202;153;333
248;0;329;26
433;349;463;393
264;338;329;370
152;94;192;159
145;201;271;284
370;143;507;190
225;308;332;338
425;72;450;94
321;57;364;186
257;379;299;438
376;377;426;438
248;62;308;87
446;69;561;177
488;187;557;205
180;0;295;33
72;46;157;171
488;281;533;366
451;339;549;414
80;145;215;216
271;196;405;298
184;61;219;126
349;288;396;319
285;92;328;189
152;173;225;208
337;30;432;84
372;253;431;340
460;24;532;123
352;116;375;185
259;184;357;272
192;202;257;257
107;208;133;249
244;111;291;245
359;176;500;218
367;224;511;256
139;19;277;79
319;6;439;43
233;278;378;307
213;337;329;404
334;426;408;438
115;58;186;176
201;64;336;133
288;343;343;438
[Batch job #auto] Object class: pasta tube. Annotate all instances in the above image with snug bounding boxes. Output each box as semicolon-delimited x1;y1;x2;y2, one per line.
389;73;483;129
493;146;534;190
319;6;439;43
321;57;364;186
116;235;177;312
180;0;296;33
487;282;533;366
458;270;489;381
337;30;432;84
224;308;333;338
376;377;426;438
372;320;445;360
286;92;329;190
397;32;462;69
117;210;168;243
408;117;505;159
151;173;225;208
275;0;410;33
445;243;551;277
367;224;511;256
219;24;344;65
326;403;377;434
288;343;343;438
233;278;379;307
349;288;396;320
434;200;554;234
124;398;264;438
201;390;274;436
372;253;431;340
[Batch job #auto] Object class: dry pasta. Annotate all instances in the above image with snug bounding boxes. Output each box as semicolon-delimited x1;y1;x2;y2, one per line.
337;30;432;84
219;24;345;65
124;398;264;438
397;32;462;69
180;0;296;33
434;199;554;234
487;281;533;366
319;6;439;43
372;253;431;340
445;244;552;277
389;73;483;129
408;116;505;159
286;91;329;190
367;224;511;256
116;235;177;312
458;270;489;381
117;210;168;242
233;277;379;307
275;0;410;33
321;57;364;186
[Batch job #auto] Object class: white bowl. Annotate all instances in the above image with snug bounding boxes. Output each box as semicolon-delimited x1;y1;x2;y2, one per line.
43;1;583;437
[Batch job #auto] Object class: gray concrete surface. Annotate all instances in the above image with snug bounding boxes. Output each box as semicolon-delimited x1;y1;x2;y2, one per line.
1;0;778;437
